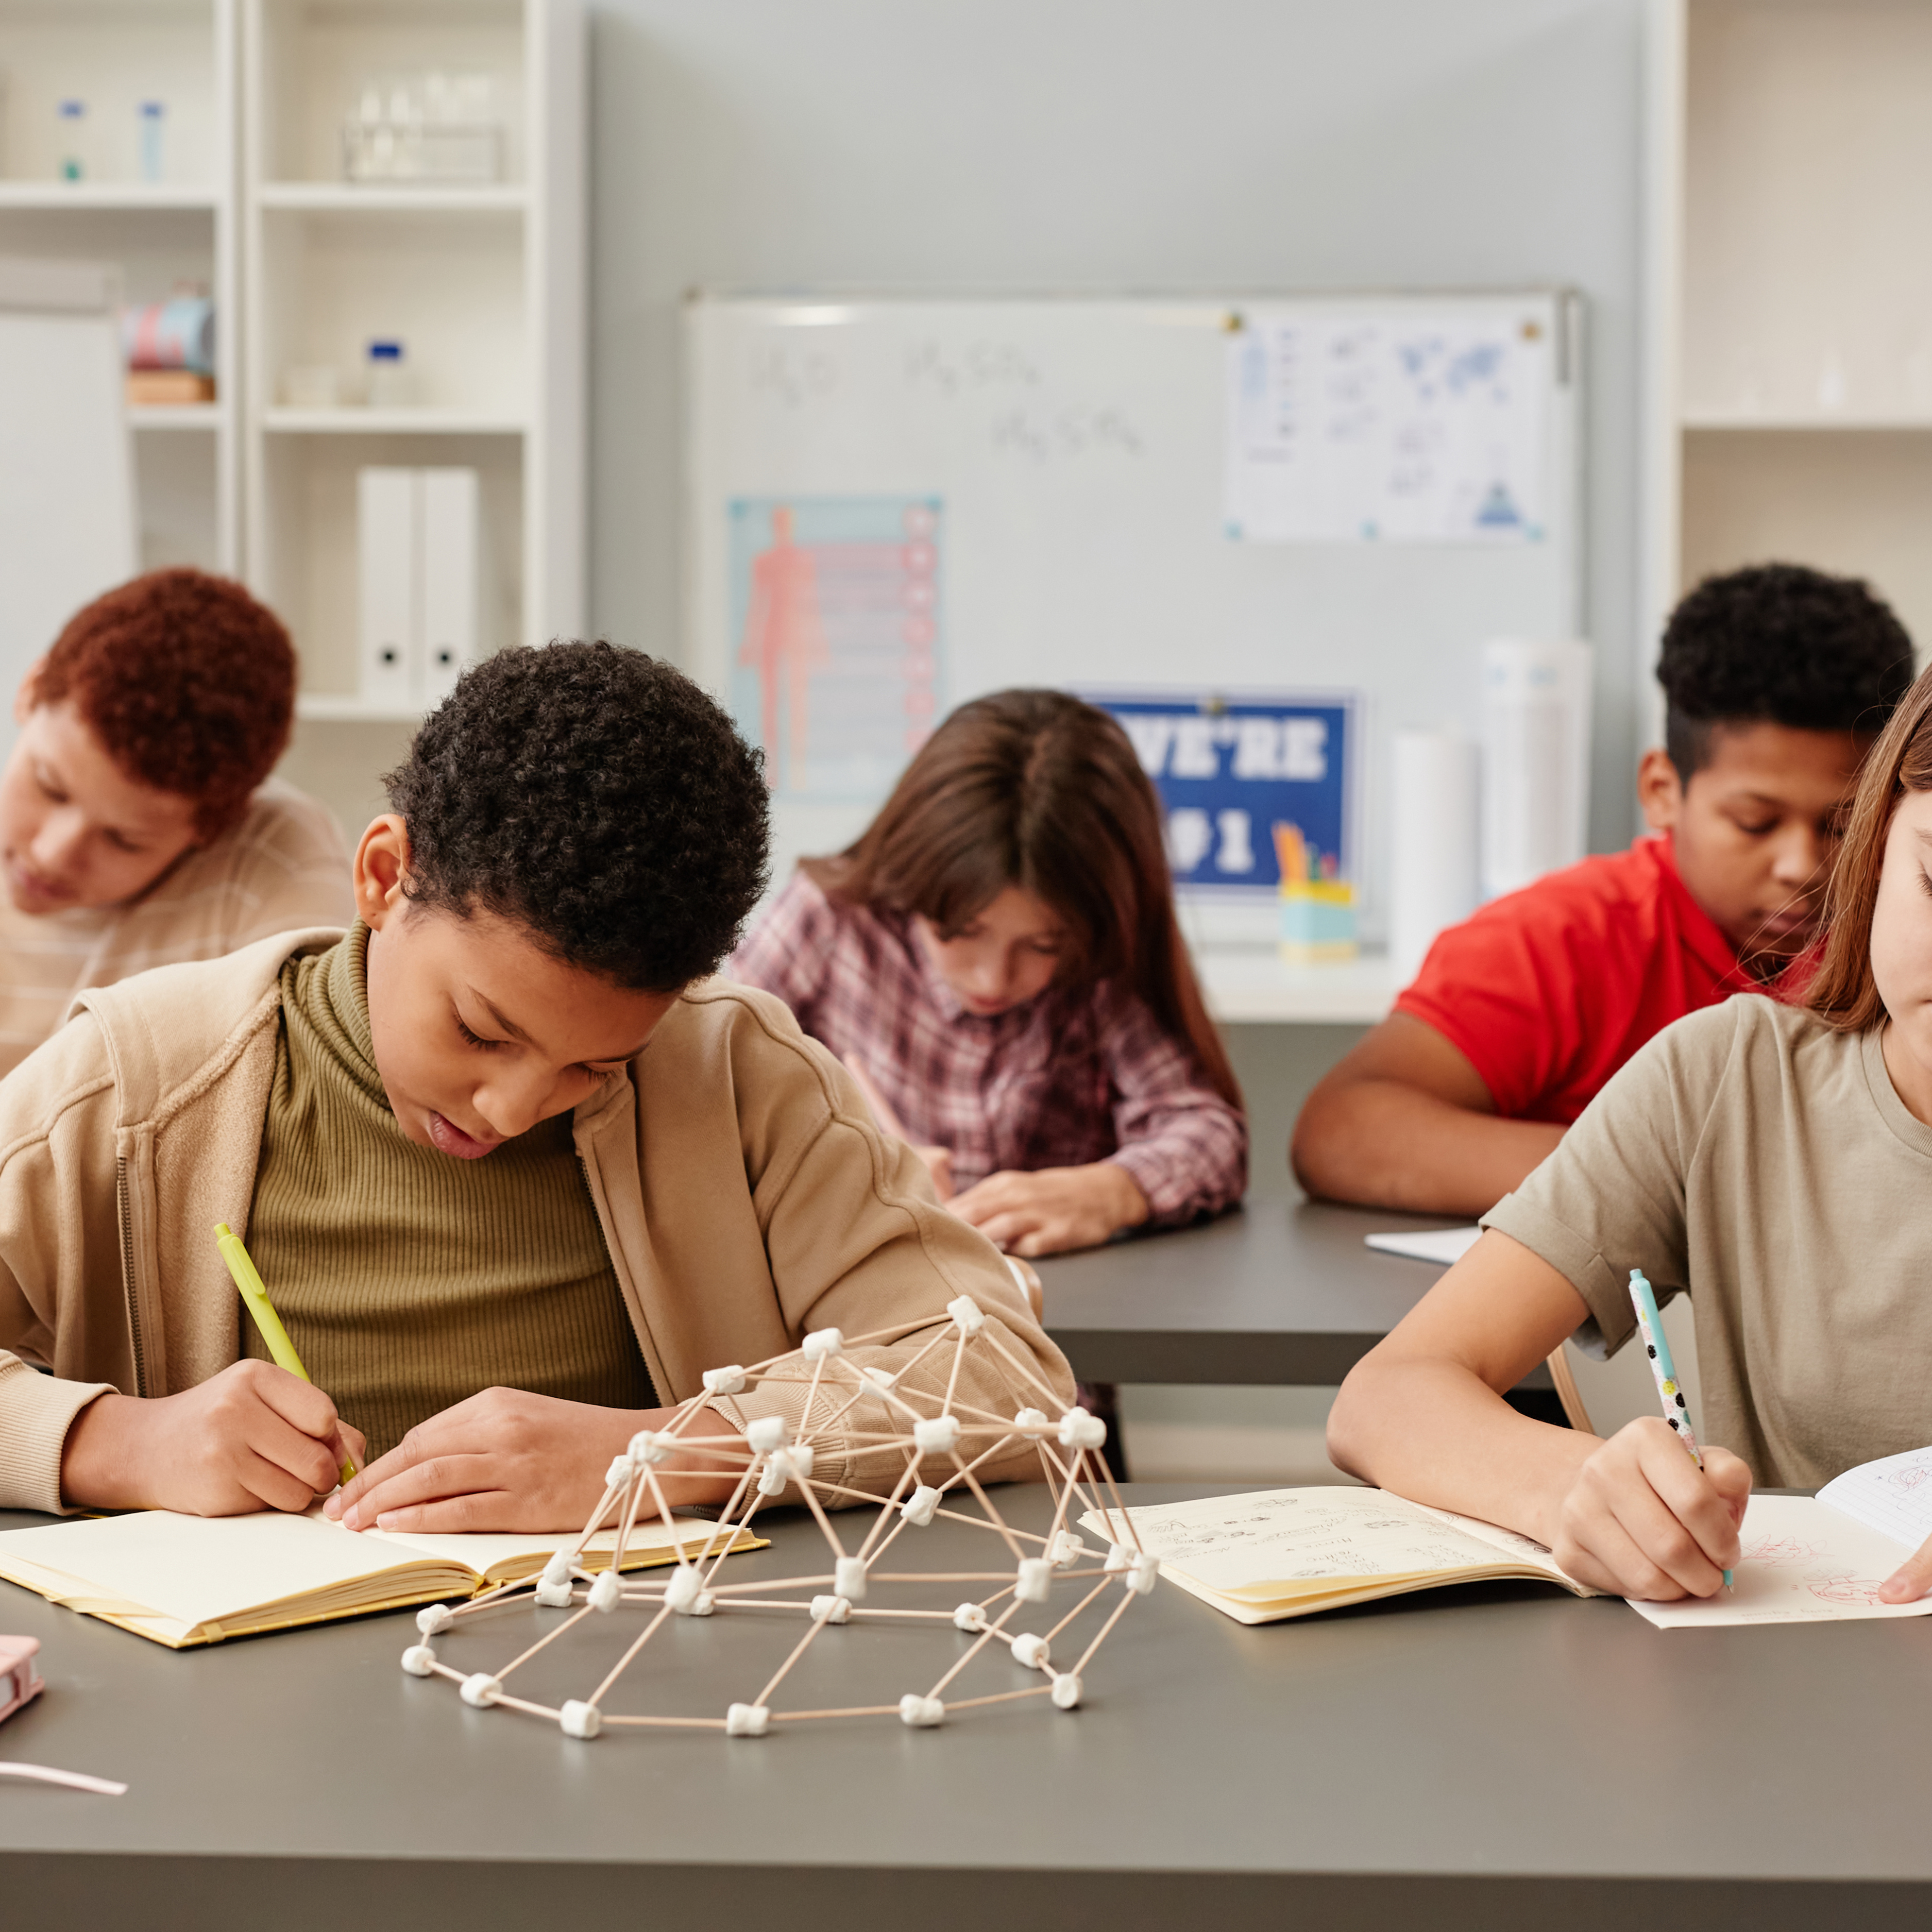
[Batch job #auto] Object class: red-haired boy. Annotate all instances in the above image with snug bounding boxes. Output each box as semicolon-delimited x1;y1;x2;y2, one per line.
0;568;351;1075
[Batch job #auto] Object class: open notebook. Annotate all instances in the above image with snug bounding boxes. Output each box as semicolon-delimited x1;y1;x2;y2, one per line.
0;1507;764;1649
1079;1487;1597;1623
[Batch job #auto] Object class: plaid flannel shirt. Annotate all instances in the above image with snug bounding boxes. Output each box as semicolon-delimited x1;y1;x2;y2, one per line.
725;874;1245;1225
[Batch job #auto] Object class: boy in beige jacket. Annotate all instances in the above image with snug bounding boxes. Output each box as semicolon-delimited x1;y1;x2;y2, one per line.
0;643;1074;1528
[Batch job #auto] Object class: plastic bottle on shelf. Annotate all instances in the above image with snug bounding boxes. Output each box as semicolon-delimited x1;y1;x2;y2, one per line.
56;100;89;182
365;341;411;409
137;101;166;183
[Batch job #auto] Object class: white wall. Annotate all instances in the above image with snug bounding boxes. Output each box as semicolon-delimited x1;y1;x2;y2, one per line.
585;0;1651;851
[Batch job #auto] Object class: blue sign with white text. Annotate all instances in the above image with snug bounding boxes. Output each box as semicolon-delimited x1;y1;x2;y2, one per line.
1083;688;1355;894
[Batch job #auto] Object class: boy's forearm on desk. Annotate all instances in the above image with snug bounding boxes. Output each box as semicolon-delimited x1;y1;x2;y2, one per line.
1292;1079;1564;1216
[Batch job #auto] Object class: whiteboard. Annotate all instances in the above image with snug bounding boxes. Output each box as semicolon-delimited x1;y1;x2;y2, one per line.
0;259;137;767
686;293;1581;942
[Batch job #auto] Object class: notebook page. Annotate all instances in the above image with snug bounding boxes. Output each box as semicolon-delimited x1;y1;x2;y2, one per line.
1817;1444;1932;1551
1364;1227;1482;1266
0;1509;440;1630
1077;1487;1550;1595
1626;1494;1932;1629
358;1515;739;1576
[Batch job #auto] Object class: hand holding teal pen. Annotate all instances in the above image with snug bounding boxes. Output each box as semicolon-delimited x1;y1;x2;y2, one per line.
1628;1268;1732;1590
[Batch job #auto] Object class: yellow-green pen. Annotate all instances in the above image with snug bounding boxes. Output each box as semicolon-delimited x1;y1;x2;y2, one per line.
214;1221;358;1488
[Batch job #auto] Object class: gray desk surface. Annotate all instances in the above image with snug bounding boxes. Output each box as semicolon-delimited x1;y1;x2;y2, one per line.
1037;1198;1462;1385
2;1482;1927;1930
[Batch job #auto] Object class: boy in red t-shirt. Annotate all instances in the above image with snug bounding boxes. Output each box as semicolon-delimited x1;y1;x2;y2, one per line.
1293;564;1914;1216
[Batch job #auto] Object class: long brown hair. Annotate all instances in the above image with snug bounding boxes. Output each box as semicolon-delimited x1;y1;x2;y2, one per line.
803;689;1242;1108
1807;657;1932;1031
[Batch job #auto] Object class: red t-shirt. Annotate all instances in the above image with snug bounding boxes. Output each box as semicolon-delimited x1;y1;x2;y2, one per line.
1394;835;1756;1125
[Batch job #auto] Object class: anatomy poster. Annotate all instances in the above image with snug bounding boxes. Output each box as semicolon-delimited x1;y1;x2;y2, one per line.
728;496;943;800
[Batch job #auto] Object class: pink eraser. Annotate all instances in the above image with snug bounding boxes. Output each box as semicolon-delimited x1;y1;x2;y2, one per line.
0;1635;44;1725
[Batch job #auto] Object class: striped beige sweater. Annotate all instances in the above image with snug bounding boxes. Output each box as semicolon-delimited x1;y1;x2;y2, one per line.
243;924;654;1461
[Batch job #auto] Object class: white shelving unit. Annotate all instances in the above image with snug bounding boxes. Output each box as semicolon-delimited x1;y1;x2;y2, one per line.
1645;0;1932;667
242;0;585;749
0;0;239;577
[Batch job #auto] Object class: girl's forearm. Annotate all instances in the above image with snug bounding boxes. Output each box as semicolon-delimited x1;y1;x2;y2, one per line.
1327;1352;1597;1549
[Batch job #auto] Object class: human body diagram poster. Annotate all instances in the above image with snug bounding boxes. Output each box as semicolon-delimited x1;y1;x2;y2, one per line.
1225;311;1551;543
728;496;943;801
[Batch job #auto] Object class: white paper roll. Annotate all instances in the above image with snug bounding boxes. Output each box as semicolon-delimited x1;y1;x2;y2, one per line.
1480;638;1594;902
1389;730;1480;986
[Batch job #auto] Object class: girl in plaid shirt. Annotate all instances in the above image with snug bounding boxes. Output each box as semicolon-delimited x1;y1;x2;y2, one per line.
728;690;1247;1259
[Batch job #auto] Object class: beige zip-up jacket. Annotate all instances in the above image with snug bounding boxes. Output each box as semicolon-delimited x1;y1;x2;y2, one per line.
0;929;1076;1516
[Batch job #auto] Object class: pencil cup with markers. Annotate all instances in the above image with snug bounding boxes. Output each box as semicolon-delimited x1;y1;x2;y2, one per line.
1274;822;1357;964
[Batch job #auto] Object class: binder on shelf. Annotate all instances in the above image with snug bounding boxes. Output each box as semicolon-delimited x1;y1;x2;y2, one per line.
420;467;479;703
358;467;418;707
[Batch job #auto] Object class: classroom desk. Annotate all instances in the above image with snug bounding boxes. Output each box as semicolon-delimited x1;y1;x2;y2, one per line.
1;1483;1926;1930
1036;1197;1463;1385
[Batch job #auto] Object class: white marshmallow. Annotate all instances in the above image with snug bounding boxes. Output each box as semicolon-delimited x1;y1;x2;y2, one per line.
745;1415;790;1454
628;1430;674;1465
664;1566;704;1614
1047;1530;1088;1568
900;1485;942;1527
1012;1408;1051;1439
1011;1633;1051;1671
459;1673;502;1708
1058;1408;1108;1451
809;1594;853;1624
1014;1557;1052;1603
702;1365;748;1397
1122;1552;1159;1596
560;1700;602;1739
946;1294;986;1335
540;1550;574;1588
952;1602;988;1633
534;1575;575;1607
725;1702;770;1737
913;1415;961;1455
1052;1674;1083;1710
898;1694;945;1728
416;1602;455;1636
859;1363;897;1389
833;1555;869;1601
801;1327;845;1361
1103;1541;1133;1573
588;1570;623;1613
604;1453;637;1490
400;1645;437;1676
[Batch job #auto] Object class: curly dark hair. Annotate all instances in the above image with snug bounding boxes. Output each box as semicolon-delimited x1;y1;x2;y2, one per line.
1659;564;1914;782
36;568;296;840
385;641;769;991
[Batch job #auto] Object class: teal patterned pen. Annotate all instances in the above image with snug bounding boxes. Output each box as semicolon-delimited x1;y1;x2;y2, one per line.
1629;1268;1732;1590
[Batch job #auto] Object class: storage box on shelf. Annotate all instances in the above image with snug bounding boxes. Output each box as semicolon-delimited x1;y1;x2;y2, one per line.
0;0;236;574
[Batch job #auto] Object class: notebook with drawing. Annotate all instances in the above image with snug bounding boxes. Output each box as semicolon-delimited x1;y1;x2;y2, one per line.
0;1507;764;1649
1627;1452;1932;1630
1078;1487;1598;1624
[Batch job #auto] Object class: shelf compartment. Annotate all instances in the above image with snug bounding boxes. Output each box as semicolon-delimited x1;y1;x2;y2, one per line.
131;402;225;430
256;203;526;419
0;0;223;191
255;0;526;189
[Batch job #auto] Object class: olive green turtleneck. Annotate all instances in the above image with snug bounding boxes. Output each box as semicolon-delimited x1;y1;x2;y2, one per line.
243;924;655;1462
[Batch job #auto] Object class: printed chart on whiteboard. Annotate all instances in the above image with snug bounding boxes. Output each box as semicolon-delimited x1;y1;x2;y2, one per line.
1084;689;1355;897
1225;310;1551;544
728;496;943;800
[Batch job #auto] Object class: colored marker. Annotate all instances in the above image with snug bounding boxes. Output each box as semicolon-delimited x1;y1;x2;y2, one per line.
1629;1268;1730;1589
214;1222;357;1488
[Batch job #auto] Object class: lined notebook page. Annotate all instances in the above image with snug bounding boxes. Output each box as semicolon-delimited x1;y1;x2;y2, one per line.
1818;1445;1932;1550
